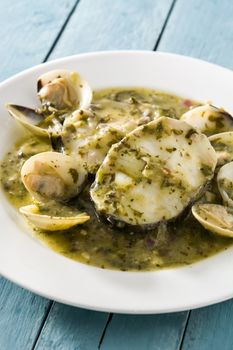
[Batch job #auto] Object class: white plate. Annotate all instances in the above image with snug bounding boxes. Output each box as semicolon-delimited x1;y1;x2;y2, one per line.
1;51;233;314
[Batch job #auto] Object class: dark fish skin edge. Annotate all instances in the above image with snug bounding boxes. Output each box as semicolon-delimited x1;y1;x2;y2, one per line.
90;180;212;232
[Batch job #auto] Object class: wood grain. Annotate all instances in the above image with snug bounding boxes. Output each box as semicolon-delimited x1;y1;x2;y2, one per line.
34;304;108;349
158;0;233;69
0;279;51;350
182;300;233;350
49;0;174;58
0;0;77;81
101;312;188;350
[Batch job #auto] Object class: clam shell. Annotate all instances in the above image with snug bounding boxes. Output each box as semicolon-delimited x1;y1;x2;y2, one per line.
6;104;48;137
217;161;233;207
37;70;92;111
192;203;233;237
20;204;89;231
21;151;87;202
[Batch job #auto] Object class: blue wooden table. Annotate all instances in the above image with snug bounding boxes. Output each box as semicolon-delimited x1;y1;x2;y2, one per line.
1;0;233;349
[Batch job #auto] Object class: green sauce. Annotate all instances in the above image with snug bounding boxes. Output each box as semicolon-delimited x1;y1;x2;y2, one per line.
1;88;232;271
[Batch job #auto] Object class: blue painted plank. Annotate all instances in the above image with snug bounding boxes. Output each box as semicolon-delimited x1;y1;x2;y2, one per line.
34;304;109;350
49;0;174;58
0;0;77;81
158;0;233;69
0;278;51;350
101;313;188;350
182;300;233;350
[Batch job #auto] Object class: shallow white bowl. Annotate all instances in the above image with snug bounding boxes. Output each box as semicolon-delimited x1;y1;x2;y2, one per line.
1;51;233;314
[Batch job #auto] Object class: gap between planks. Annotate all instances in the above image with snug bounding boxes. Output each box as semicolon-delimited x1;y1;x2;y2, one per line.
43;0;80;62
153;0;178;50
98;313;113;349
179;311;191;350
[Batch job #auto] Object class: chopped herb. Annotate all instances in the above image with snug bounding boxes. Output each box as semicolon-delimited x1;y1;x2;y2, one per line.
185;128;197;139
200;164;213;177
68;168;79;183
166;147;177;153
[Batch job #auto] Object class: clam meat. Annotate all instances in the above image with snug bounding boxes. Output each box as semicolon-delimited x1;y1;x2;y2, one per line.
37;69;92;112
6;70;92;138
21;151;87;202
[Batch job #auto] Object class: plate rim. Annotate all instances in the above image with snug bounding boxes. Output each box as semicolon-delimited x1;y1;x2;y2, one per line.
1;50;233;314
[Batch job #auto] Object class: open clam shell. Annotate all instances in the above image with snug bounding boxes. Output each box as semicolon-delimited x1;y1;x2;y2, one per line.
6;104;48;137
21;151;87;202
192;203;233;237
209;131;233;166
19;204;89;231
217;161;233;207
180;104;233;136
37;70;92;111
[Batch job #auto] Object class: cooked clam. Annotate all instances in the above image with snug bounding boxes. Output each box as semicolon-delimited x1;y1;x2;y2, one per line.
180;104;233;135
6;70;92;138
209;131;233;166
6;104;48;137
6;102;64;139
21;151;87;202
217;161;233;207
192;203;233;237
91;117;217;228
20;204;89;231
37;70;92;111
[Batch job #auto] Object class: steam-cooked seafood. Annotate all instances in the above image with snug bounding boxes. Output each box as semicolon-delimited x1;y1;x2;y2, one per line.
217;161;233;207
2;71;233;271
181;104;233;135
37;70;92;112
91;117;217;228
21;151;87;202
209;132;233;166
20;204;89;231
192;204;233;238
